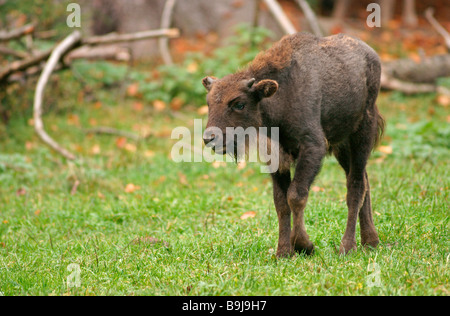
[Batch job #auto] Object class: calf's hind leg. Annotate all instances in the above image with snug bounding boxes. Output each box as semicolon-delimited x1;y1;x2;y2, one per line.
339;130;379;254
334;144;379;254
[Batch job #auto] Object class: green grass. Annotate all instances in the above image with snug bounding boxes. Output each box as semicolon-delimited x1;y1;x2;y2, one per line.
0;78;448;296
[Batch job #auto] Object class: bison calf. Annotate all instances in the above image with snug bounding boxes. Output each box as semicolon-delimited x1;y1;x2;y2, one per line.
202;32;384;256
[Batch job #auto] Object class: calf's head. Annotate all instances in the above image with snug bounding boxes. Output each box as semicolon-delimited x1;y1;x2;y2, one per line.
201;75;278;156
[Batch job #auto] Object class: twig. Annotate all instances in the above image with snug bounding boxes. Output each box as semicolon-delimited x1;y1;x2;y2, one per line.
33;31;82;160
262;0;297;35
0;23;35;42
425;7;450;50
159;0;177;65
0;45;29;59
84;126;141;141
294;0;323;37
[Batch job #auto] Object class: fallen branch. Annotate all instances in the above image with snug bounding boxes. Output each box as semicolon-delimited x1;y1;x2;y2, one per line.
0;23;35;42
82;28;179;45
33;31;82;160
0;45;29;59
159;0;177;65
381;70;450;96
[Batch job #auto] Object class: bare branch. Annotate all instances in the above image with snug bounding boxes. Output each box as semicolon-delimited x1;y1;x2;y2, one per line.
425;7;450;50
33;31;82;161
82;28;180;46
0;23;35;42
262;0;297;35
295;0;323;37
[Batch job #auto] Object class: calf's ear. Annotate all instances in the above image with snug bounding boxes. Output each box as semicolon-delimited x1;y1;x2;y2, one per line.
202;76;217;91
253;79;278;98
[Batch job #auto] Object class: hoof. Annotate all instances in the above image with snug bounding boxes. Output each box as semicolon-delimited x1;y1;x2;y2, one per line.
362;238;379;249
291;239;315;256
339;239;357;255
276;246;294;258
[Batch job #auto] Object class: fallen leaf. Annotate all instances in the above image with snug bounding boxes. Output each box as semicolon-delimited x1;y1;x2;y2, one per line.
437;95;450;107
97;191;105;199
170;97;184;111
153;100;166;112
311;186;325;192
178;172;188;186
16;188;27;196
115;137;127;149
127;83;139;97
91;144;101;155
197;105;208;115
212;161;226;168
34;209;41;216
237;161;246;169
144;150;155;158
93;101;102;109
125;183;140;193
240;211;256;220
25;141;34;151
124;143;137;152
186;62;198;73
378;145;393;154
133;102;144;112
67;114;80;126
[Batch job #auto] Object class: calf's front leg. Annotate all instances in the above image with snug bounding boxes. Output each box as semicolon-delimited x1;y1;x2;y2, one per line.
271;171;293;257
287;139;326;255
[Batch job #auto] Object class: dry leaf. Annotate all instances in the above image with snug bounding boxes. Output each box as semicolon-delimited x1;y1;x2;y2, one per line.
97;191;105;199
178;172;188;186
25;141;34;151
186;62;198;73
67;114;80;126
133;102;144;112
91;144;101;155
144;150;155;158
93;101;102;109
378;145;393;154
240;211;256;220
437;95;450;107
153;100;166;112
197;105;208;115
311;186;325;192
127;83;139;97
16;188;26;196
125;183;140;193
34;209;41;216
124;143;137;152
212;161;226;168
170;97;184;111
115;137;127;149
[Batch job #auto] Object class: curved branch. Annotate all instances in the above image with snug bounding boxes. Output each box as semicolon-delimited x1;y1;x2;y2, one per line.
33;31;82;160
425;8;450;50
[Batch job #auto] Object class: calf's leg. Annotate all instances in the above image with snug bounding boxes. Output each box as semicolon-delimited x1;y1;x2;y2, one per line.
271;171;293;257
287;138;326;255
339;130;379;254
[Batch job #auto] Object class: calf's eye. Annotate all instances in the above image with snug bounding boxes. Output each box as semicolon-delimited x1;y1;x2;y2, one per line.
233;102;245;110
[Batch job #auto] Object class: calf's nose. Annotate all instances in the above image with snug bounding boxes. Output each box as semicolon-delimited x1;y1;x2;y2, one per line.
203;134;215;146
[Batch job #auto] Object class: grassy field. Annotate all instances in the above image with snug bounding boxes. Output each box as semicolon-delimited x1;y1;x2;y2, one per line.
0;74;449;296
